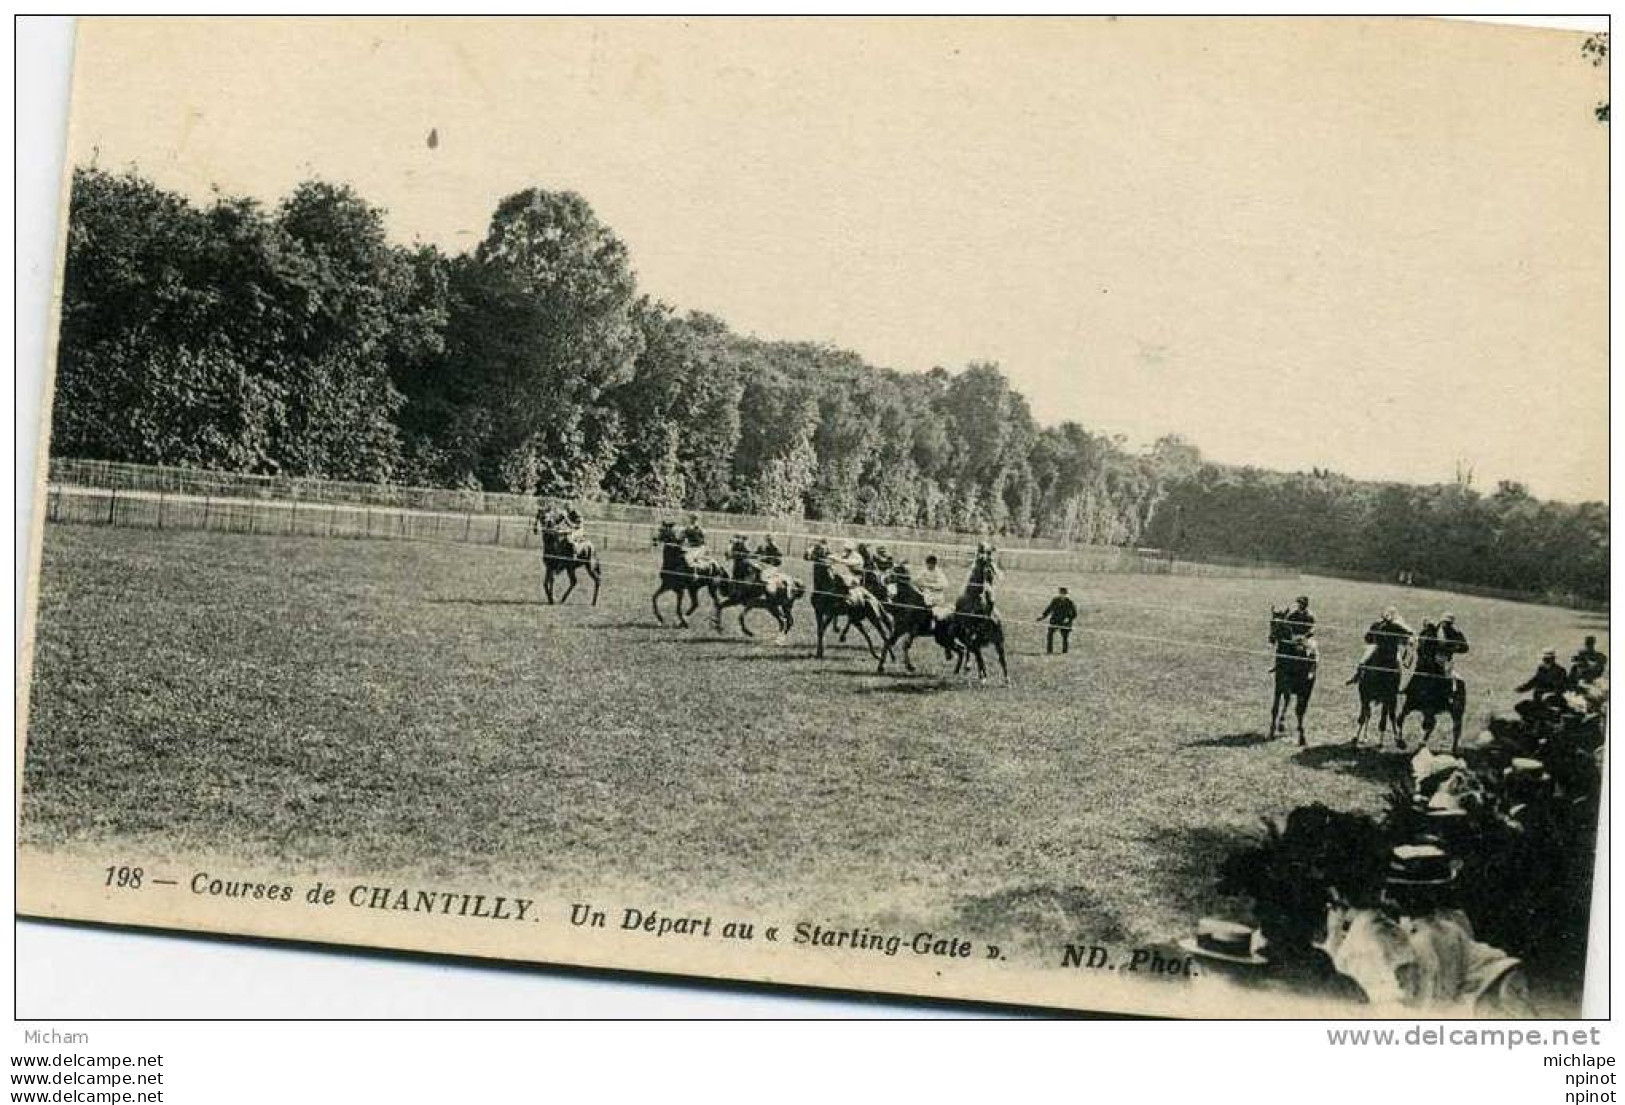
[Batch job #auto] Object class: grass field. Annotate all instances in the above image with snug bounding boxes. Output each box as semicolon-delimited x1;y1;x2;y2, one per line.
21;523;1608;960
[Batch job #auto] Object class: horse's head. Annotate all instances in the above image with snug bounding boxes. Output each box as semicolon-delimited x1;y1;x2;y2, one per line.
805;539;829;563
728;535;751;559
1268;606;1289;641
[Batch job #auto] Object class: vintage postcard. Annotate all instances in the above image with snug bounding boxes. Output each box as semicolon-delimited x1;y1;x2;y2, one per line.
17;16;1609;1018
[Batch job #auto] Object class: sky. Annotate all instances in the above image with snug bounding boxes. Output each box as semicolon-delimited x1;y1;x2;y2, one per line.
64;17;1609;501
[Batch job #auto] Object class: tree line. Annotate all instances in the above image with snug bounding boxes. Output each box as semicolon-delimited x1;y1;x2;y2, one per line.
50;166;1607;604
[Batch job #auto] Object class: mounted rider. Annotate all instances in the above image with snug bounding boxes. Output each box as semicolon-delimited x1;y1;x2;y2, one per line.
830;538;866;582
1570;635;1608;686
754;533;784;567
1430;612;1470;679
677;512;710;571
1270;594;1319;671
914;554;951;619
1347;605;1414;685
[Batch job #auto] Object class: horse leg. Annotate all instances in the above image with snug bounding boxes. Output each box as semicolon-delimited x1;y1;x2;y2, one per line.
652;586;667;625
814;609;828;659
1354;694;1370;746
901;630;917;673
990;631;1009;687
543;567;555;604
1295;689;1311;747
853;619;880;662
588;558;601;606
558;569;577;605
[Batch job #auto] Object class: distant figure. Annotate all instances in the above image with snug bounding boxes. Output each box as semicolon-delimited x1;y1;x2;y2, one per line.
680;512;707;550
1570;635;1608;686
1516;648;1572;705
755;533;783;567
1036;587;1079;654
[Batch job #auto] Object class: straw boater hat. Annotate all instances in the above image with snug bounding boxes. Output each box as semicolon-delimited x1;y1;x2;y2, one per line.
1386;844;1461;887
1178;918;1268;966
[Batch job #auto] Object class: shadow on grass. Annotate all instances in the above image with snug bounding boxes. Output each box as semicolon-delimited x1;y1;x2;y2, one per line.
855;678;978;696
1291;742;1408;784
680;650;812;663
426;597;547;608
1183;730;1275;750
950;883;1133;948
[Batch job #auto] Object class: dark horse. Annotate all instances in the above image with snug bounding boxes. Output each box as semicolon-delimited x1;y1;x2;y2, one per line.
876;572;952;674
1268;607;1317;744
714;536;806;638
935;557;1009;684
650;522;727;628
532;515;602;605
1396;624;1468;752
803;540;889;660
1352;643;1408;749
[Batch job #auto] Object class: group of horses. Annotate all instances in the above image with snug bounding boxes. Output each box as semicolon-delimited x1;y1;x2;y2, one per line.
532;515;1008;681
649;523;1010;683
533;516;1467;734
1267;608;1467;752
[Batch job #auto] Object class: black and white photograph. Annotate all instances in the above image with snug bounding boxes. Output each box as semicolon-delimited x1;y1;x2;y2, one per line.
15;16;1609;1021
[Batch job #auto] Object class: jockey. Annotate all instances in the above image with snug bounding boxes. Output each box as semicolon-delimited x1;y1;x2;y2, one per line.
1570;635;1608;685
729;533;763;590
915;554;951;618
680;513;707;551
755;533;783;567
560;505;586;542
1347;605;1414;685
1281;594;1315;639
870;544;896;576
1433;612;1469;679
1271;594;1317;673
832;539;865;575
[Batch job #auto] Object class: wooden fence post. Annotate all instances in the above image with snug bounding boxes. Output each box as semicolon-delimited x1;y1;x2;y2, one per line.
494;516;503;545
203;496;212;530
106;488;117;526
157;490;165;530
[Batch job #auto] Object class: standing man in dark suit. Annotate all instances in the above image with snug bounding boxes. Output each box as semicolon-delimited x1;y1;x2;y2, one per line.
1036;587;1079;654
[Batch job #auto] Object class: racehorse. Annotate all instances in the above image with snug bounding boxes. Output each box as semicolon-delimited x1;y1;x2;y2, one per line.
533;515;602;605
803;539;889;660
1352;647;1408;748
938;579;1010;685
875;571;951;674
1396;624;1468;752
650;521;727;628
714;536;805;639
835;544;895;643
1268;607;1317;744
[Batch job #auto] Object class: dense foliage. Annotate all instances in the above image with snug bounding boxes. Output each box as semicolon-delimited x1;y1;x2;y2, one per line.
51;167;1607;603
